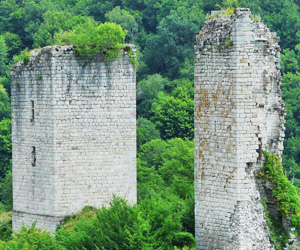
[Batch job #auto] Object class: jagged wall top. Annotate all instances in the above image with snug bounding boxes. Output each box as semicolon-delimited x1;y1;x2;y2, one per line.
195;8;280;55
11;44;136;73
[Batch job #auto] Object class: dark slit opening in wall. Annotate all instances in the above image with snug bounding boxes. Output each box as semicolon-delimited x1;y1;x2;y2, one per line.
214;121;217;133
32;146;36;167
30;101;34;123
258;138;262;160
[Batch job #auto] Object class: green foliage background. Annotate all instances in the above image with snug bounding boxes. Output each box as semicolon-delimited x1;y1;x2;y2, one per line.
0;0;300;248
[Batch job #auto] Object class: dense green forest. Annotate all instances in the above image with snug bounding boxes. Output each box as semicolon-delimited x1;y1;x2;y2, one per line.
0;0;300;248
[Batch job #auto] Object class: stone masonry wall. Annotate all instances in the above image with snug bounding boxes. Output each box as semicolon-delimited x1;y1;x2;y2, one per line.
194;9;285;249
11;45;137;232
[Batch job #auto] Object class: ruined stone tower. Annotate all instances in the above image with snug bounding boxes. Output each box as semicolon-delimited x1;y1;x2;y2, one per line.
194;8;285;249
11;45;137;232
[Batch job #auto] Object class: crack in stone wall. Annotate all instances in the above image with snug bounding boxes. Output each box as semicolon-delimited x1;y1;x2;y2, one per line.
194;8;285;249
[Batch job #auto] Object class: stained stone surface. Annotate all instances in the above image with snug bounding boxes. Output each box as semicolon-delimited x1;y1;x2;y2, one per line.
194;8;285;249
11;45;137;232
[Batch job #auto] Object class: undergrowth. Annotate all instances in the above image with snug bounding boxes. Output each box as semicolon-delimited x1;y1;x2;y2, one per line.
0;197;195;249
0;210;12;242
0;223;58;250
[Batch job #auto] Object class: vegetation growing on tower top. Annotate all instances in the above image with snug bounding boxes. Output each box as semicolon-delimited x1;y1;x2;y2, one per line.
55;21;127;60
216;0;239;16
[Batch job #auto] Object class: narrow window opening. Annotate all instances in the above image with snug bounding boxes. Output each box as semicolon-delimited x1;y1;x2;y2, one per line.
30;101;35;123
258;138;262;160
214;121;217;133
32;146;36;167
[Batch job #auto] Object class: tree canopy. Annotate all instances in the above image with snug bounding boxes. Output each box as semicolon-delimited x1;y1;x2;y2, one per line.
1;0;300;248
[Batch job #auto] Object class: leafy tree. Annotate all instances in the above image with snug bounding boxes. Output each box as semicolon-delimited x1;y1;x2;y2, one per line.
281;72;300;138
105;6;139;42
135;47;150;82
279;72;300;185
138;137;194;199
0;85;10;121
284;137;300;166
153;0;203;23
121;0;145;11
0;170;12;210
8;0;61;48
137;74;170;118
178;57;194;81
33;11;95;48
137;138;194;235
281;47;300;74
33;10;75;48
138;139;167;170
137;118;160;150
0;37;8;77
0;78;10;97
144;5;205;79
0;0;20;35
283;155;300;184
159;138;194;197
138;138;194;200
150;79;194;140
66;0;122;22
138;0;159;33
202;0;223;12
0;119;11;180
2;32;23;61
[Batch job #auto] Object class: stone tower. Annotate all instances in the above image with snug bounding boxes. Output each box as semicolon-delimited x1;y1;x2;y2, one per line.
11;45;137;232
194;8;285;249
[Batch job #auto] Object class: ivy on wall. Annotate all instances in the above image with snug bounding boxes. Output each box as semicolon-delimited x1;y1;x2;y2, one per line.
260;151;300;232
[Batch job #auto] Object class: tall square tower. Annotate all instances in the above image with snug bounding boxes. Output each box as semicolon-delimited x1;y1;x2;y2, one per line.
194;9;285;249
11;45;137;232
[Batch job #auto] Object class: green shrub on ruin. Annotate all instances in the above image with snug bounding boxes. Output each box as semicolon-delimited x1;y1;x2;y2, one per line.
216;0;239;16
251;15;262;22
55;21;127;60
10;50;31;68
259;151;300;232
225;37;233;49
